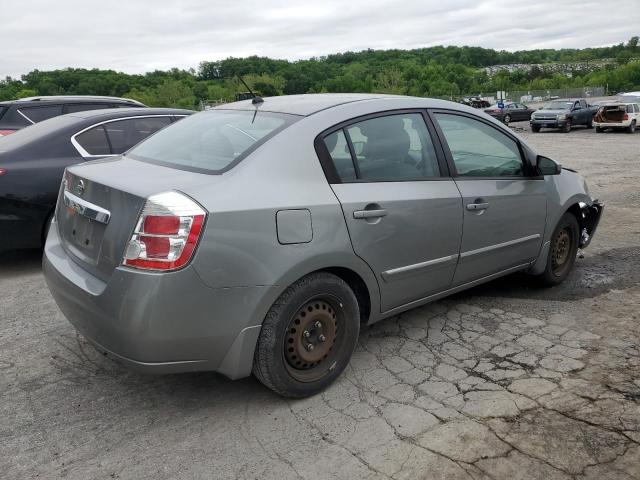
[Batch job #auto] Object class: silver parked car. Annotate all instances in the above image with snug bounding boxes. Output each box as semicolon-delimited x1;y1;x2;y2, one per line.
43;94;603;397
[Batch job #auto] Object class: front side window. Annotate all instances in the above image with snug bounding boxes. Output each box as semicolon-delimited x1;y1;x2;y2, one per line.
324;113;441;182
75;125;111;156
104;117;172;154
128;110;298;173
18;105;63;123
434;113;524;177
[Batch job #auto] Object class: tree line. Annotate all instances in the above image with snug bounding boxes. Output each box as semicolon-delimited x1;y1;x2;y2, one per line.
1;37;638;108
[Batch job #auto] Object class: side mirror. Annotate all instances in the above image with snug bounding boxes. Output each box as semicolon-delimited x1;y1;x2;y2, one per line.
537;155;562;175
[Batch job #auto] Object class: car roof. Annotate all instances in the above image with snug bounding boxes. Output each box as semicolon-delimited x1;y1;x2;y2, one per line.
64;107;193;119
0;95;144;106
214;93;406;116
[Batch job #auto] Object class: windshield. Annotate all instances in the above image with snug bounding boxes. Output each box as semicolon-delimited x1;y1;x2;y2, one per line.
128;109;299;174
618;95;640;103
542;101;573;110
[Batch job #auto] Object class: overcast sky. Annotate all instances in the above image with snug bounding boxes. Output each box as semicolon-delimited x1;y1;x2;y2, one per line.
2;0;639;78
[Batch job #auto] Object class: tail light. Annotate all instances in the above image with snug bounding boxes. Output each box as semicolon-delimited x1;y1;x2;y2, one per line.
0;130;16;136
123;191;207;271
0;168;6;176
623;113;629;120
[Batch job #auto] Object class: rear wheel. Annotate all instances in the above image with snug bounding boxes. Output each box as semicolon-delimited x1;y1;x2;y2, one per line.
628;121;636;133
535;212;580;286
253;272;360;398
503;114;511;125
596;126;603;133
561;120;572;133
586;117;593;129
531;125;541;133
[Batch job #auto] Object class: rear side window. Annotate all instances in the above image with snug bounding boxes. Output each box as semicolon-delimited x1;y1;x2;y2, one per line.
128;110;298;174
18;105;63;123
324;113;441;182
434;113;524;177
634;104;639;113
104;117;172;154
65;103;112;113
0;106;7;120
75;125;111;155
627;105;634;113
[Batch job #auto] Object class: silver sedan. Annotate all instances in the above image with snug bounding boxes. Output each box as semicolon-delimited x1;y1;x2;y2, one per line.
43;94;603;397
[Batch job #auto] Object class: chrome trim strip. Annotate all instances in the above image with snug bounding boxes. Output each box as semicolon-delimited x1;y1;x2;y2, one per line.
63;190;111;224
460;234;541;259
381;254;459;282
70;114;187;158
16;109;36;125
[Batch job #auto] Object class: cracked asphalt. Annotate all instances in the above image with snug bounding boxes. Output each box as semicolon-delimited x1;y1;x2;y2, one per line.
1;125;639;479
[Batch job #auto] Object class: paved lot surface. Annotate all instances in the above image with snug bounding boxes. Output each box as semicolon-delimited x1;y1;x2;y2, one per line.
2;125;639;479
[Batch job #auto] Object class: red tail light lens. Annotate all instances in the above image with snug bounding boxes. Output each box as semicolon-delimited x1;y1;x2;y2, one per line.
123;191;207;271
0;168;7;176
623;113;629;120
0;130;16;136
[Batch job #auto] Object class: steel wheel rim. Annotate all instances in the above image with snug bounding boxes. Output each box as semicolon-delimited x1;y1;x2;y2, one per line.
551;227;572;276
283;296;342;383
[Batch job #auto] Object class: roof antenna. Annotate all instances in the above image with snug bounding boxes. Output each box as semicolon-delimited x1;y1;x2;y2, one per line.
237;74;264;105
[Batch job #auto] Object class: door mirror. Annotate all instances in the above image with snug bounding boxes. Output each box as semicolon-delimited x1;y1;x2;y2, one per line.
536;155;562;175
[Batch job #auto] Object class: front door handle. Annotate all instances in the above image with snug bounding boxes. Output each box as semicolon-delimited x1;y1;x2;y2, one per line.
353;209;388;219
466;202;489;211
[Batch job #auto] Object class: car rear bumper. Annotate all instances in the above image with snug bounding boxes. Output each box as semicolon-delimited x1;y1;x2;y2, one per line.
43;221;270;378
594;121;632;128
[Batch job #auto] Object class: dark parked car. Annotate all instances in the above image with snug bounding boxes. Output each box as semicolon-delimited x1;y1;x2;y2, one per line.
0;95;145;136
483;102;535;124
530;99;597;133
0;107;192;251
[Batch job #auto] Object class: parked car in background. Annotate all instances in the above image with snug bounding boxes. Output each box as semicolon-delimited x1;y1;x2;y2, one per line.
0;95;145;136
0;107;191;251
617;91;640;103
460;97;490;108
43;94;603;398
530;99;597;132
483;102;534;124
594;102;640;133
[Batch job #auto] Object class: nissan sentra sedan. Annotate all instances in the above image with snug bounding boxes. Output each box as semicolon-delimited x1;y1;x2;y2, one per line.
43;94;603;398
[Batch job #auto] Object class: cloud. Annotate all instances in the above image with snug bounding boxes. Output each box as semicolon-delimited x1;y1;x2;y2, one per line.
1;0;638;78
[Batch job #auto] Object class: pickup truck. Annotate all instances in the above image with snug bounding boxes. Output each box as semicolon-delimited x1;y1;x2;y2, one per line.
530;98;598;133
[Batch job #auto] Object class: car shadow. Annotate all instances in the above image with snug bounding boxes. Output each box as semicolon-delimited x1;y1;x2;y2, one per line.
0;249;43;277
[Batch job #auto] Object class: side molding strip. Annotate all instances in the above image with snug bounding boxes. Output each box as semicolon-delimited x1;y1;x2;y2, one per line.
381;254;459;282
460;234;541;259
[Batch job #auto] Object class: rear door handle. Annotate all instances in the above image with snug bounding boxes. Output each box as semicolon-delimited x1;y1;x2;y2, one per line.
466;202;489;211
353;209;388;219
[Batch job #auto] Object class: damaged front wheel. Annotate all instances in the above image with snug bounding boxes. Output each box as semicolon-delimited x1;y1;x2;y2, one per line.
535;212;579;286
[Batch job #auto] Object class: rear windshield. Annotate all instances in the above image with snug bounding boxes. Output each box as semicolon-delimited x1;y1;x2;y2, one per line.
127;109;299;174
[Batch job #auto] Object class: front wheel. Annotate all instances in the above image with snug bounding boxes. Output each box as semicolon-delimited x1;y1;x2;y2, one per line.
503;114;511;125
535;212;580;286
253;272;360;398
561;120;572;133
531;125;541;133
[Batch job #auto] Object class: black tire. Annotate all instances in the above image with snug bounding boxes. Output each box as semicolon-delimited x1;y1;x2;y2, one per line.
587;118;593;129
561;120;572;133
503;114;511;125
253;272;360;398
536;212;580;286
628;121;636;133
596;126;603;133
531;125;541;133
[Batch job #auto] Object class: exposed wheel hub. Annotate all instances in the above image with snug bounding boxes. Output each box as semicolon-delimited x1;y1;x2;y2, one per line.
285;300;337;370
552;228;571;271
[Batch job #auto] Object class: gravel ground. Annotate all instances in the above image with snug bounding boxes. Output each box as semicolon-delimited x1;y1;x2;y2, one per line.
1;124;639;480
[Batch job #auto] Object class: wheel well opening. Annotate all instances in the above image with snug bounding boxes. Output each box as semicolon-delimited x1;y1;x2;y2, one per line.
322;267;371;324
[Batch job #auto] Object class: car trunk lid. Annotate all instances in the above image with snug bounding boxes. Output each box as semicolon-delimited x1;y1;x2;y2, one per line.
56;156;218;281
